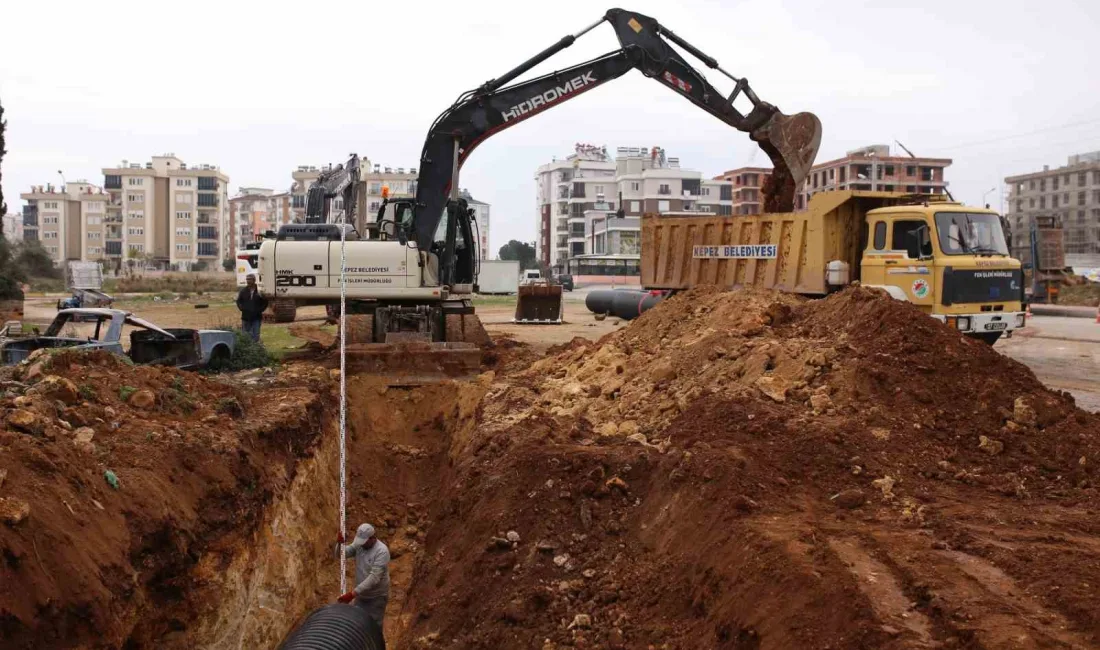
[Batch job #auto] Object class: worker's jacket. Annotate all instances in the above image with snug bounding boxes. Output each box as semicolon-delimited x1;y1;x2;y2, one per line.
345;540;391;599
236;286;268;321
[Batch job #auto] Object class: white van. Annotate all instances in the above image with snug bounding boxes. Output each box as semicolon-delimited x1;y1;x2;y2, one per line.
520;269;543;286
235;246;260;287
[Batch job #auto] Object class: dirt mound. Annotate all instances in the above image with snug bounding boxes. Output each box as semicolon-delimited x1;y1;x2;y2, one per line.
399;287;1100;648
0;350;330;648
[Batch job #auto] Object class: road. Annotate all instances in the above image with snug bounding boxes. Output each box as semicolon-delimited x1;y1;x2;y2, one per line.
998;315;1100;412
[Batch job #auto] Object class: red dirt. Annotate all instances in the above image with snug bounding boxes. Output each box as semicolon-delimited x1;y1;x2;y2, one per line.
5;287;1100;650
0;350;329;648
397;287;1100;649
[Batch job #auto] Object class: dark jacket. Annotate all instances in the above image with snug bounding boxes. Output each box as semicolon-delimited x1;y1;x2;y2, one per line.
237;285;268;321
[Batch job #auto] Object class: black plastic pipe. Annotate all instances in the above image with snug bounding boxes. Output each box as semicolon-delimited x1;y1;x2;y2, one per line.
587;289;667;320
277;604;385;650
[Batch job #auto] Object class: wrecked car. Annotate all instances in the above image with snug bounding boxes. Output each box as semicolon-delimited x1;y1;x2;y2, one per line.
0;308;235;369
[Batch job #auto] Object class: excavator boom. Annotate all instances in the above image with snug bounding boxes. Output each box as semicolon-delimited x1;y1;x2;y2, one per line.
411;7;822;254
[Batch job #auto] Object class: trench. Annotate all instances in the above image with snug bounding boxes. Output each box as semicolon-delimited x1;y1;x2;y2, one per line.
154;375;485;650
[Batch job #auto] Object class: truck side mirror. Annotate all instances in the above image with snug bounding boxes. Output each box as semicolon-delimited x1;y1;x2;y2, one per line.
906;226;932;260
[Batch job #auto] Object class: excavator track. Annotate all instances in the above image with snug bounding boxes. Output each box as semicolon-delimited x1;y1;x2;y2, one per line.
336;311;483;386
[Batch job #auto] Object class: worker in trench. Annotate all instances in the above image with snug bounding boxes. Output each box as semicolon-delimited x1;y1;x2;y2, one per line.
336;523;392;635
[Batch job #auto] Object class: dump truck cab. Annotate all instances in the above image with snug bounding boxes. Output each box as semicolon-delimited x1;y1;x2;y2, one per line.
859;201;1023;343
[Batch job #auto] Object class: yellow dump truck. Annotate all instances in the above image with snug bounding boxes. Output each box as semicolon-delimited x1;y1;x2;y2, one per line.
639;190;1024;344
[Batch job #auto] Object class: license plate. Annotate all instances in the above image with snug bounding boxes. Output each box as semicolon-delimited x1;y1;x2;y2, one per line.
984;322;1007;331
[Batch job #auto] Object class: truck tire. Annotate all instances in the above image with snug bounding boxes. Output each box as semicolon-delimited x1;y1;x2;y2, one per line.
271;299;297;323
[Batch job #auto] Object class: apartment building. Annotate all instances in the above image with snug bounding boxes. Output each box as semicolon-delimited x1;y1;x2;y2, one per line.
714;167;770;215
101;155;230;270
2;213;22;242
1005;151;1100;262
458;188;491;261
535;144;733;274
290;157;419;226
798;144;951;209
229;187;274;248
19;181;110;264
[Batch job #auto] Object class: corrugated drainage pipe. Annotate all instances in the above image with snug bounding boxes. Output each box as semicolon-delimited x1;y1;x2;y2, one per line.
587;289;667;320
277;604;385;650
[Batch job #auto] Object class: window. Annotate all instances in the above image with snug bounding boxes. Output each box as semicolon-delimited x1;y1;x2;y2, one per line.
87;232;101;240
88;247;101;255
1053;177;1059;190
892;220;931;257
87;216;101;225
176;211;191;220
128;244;145;253
657;200;670;212
1030;198;1035;208
1029;180;1035;191
197;193;218;207
1040;196;1046;209
1080;192;1087;206
594;185;605;197
1040;179;1046;191
128;178;143;186
872;221;886;249
1093;171;1100;185
1079;172;1087;186
630;182;640;191
368;182;382;194
1094;190;1100;204
105;175;121;189
1064;174;1070;185
1052;195;1059;207
176;178;193;187
128;227;144;236
85;201;104;212
176;244;191;253
630;200;640;213
701;187;711;196
198;226;217;240
176;193;193;205
934;212;1009;256
175;227;192;236
197;242;218;257
44;231;59;239
658;184;670;195
44;201;58;209
1016;200;1023;212
197;176;218;191
127;193;144;203
884;165;895;177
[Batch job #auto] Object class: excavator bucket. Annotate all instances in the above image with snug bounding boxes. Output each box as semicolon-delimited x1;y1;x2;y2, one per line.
752;111;823;211
337;314;483;386
514;282;563;324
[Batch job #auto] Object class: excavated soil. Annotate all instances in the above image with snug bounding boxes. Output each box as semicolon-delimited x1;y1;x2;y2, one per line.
3;286;1100;649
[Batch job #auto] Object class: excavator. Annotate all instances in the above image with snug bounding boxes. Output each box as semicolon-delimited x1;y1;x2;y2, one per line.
258;7;822;378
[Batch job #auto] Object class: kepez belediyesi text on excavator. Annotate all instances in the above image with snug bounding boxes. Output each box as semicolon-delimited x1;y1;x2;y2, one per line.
258;7;822;379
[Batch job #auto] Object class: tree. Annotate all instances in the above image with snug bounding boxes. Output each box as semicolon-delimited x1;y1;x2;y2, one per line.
0;96;6;217
498;240;538;270
14;240;61;279
222;258;235;272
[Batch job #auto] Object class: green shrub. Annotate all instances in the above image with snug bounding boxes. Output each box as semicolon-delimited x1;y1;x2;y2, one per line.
118;385;137;401
206;328;273;372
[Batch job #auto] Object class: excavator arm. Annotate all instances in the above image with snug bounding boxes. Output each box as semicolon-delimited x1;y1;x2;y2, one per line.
305;155;360;224
410;7;822;253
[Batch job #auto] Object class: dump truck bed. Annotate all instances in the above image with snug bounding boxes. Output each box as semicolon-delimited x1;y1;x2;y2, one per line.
641;191;918;295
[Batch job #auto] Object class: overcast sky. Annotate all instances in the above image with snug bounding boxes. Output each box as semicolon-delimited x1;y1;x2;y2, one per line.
3;0;1099;255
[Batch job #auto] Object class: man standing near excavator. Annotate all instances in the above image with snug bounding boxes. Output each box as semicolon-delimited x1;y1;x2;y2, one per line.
337;523;391;637
236;274;267;342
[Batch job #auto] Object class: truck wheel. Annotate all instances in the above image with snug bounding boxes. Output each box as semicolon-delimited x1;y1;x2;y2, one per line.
271;299;297;323
974;332;1002;346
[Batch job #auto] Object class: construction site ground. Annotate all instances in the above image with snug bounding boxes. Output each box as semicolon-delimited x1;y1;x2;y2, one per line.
3;287;1100;649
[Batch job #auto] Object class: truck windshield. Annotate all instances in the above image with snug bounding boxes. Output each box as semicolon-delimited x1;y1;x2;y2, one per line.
934;212;1009;256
